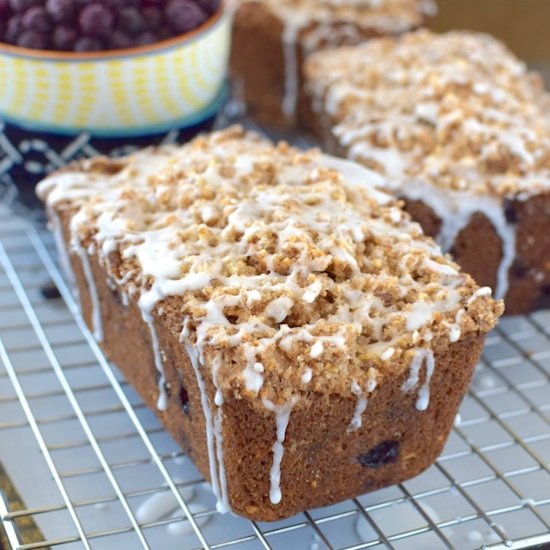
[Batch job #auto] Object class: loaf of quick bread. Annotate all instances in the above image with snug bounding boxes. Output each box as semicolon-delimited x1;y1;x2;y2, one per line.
304;30;550;314
37;127;502;521
229;0;435;129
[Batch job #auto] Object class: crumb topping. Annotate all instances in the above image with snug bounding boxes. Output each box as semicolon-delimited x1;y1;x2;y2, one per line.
305;30;550;198
38;127;501;400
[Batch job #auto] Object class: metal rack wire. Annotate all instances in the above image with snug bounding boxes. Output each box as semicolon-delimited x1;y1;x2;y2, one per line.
0;200;549;550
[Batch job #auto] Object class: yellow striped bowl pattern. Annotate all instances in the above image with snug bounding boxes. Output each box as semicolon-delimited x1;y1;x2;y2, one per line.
0;11;230;136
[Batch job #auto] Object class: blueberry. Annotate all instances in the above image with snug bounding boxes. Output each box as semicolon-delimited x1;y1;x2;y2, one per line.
22;7;53;33
46;0;76;23
74;36;104;52
504;198;518;224
40;282;61;300
117;6;146;35
197;0;219;14
108;30;133;50
135;31;156;46
79;3;114;38
17;29;48;49
179;384;190;415
8;0;41;13
0;0;11;16
107;0;140;8
52;24;78;50
143;6;164;31
165;0;207;34
5;15;24;44
357;440;399;468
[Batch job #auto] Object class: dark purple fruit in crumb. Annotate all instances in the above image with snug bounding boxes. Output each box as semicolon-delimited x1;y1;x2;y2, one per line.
17;29;48;49
22;7;53;33
117;6;147;35
53;25;78;50
74;36;103;52
358;440;399;469
9;0;41;13
79;3;114;38
165;0;207;34
46;0;76;23
504;198;518;224
179;384;190;415
41;282;61;300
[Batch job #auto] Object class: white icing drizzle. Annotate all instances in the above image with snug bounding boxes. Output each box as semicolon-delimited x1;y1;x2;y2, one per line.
282;22;301;120
347;381;367;433
184;342;229;513
401;348;435;411
347;370;377;432
136;486;195;524
49;206;78;294
310;340;324;358
72;240;103;342
143;311;168;412
262;397;299;505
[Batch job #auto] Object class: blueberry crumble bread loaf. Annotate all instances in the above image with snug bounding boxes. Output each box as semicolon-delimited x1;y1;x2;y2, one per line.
228;0;435;129
304;30;550;314
37;127;502;521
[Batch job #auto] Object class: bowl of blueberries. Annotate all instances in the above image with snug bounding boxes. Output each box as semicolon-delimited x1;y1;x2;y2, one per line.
0;0;230;211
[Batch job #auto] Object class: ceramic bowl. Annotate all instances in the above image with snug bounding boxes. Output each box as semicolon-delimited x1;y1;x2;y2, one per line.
0;4;231;211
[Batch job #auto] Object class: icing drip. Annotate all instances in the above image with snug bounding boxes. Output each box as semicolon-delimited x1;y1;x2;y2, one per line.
402;349;435;411
142;312;168;412
211;356;229;512
49;207;78;294
347;370;377;432
72;241;103;342
347;381;367;432
184;343;229;513
136;486;195;524
282;23;301;120
262;397;299;505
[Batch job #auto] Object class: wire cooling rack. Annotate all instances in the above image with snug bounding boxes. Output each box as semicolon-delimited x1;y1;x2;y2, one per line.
0;200;549;550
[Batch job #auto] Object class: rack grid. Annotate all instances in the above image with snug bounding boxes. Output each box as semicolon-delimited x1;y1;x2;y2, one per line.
0;199;549;550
